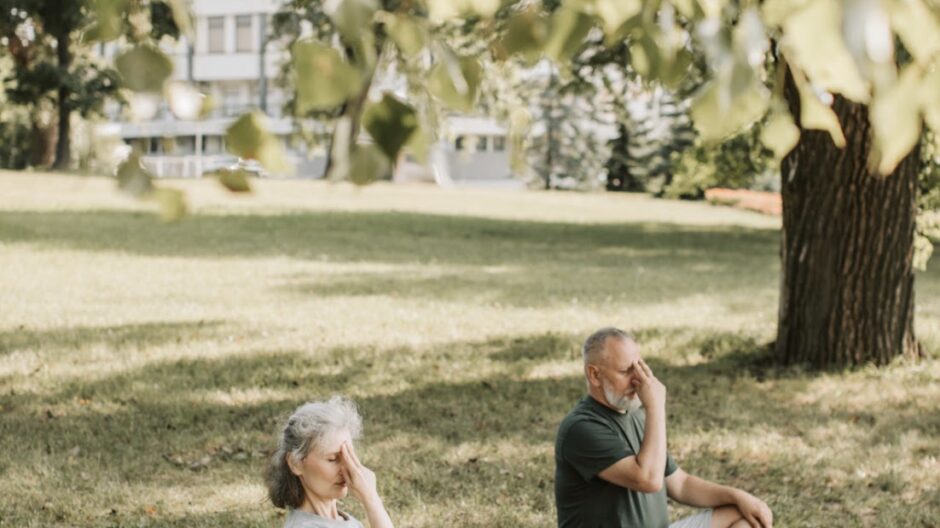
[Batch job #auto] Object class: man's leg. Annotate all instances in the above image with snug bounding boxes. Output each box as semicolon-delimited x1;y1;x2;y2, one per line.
710;505;750;528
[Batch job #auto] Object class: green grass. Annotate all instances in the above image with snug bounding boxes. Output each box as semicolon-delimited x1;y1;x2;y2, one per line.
0;172;938;527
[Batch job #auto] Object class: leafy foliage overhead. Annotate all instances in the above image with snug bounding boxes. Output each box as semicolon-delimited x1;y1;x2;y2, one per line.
76;0;940;218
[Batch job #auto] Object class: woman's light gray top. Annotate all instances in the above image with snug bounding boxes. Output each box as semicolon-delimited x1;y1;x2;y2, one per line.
284;509;364;528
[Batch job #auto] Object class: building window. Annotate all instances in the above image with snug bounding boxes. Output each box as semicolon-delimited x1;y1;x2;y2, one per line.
455;136;464;150
236;15;253;52
208;16;225;53
127;138;147;152
476;136;488;152
203;135;223;154
493;136;506;151
149;137;165;154
176;136;196;154
222;84;243;116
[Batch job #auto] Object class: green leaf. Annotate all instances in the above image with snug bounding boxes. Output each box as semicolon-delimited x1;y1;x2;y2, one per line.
781;0;870;102
225;112;292;174
211;169;253;193
166;0;194;39
115;45;174;93
629;35;661;78
671;0;701;19
115;150;153;196
544;7;594;62
293;40;363;113
499;7;549;61
84;0;128;43
325;0;378;41
468;0;501;17
380;12;426;58
426;0;501;22
921;63;940;136
760;104;801;159
595;0;642;36
426;0;462;22
405;127;430;164
691;80;770;142
349;144;391;185
508;107;531;173
761;0;811;26
791;68;847;148
427;55;482;112
151;187;187;222
362;93;419;161
870;64;923;174
661;48;694;89
887;0;940;65
696;0;731;18
913;233;935;271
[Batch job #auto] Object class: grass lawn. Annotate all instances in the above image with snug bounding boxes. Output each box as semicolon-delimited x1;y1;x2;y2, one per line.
1;171;938;527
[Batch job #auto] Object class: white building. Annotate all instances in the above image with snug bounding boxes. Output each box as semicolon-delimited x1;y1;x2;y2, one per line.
100;0;516;185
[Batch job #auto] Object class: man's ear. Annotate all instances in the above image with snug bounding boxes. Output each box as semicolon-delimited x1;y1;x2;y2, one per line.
586;364;601;387
286;453;304;477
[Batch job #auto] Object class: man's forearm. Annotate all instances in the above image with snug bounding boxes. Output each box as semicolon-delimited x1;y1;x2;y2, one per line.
673;473;740;508
636;404;667;485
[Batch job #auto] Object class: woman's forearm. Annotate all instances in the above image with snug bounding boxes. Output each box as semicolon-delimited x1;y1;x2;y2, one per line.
361;494;394;528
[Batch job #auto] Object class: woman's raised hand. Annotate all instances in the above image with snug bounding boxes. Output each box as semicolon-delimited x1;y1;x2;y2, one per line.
340;441;379;504
340;442;394;528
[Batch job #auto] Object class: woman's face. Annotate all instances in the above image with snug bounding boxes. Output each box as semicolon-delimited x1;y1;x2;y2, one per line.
292;429;353;502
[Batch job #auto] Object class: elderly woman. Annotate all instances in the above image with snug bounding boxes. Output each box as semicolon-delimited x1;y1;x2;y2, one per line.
265;397;393;528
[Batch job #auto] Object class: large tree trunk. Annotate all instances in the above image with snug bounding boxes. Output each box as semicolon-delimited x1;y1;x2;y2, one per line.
777;73;923;368
29;118;57;168
52;31;72;171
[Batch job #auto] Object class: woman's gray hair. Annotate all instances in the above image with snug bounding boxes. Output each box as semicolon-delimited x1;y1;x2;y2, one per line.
264;396;363;509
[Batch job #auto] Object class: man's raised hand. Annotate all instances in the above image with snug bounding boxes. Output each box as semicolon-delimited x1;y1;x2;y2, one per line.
633;358;666;410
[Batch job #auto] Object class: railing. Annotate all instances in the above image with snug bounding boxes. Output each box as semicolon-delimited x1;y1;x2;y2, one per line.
141;154;237;179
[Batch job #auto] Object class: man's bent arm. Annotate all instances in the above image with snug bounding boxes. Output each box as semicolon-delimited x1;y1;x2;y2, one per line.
597;402;667;493
665;469;738;507
666;469;774;527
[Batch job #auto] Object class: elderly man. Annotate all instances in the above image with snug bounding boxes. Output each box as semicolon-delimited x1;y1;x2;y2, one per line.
554;327;773;528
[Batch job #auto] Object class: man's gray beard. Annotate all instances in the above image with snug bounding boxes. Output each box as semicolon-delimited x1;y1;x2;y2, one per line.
603;381;642;413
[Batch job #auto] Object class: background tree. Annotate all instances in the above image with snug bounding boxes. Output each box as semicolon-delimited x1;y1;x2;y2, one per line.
520;63;612;189
0;0;181;170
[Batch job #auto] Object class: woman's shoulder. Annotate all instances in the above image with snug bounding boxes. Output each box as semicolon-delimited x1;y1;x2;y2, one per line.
284;509;364;528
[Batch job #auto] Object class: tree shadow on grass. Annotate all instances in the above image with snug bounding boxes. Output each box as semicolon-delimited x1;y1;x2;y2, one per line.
1;209;785;309
0;320;226;358
0;209;778;266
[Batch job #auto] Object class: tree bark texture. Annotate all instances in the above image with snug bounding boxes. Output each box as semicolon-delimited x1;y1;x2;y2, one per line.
777;72;923;368
53;31;72;170
30;120;57;168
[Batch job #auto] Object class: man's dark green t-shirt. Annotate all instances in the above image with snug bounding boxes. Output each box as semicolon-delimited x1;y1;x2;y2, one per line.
554;396;678;528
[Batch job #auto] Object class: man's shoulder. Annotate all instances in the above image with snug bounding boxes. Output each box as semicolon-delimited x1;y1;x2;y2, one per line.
558;398;616;437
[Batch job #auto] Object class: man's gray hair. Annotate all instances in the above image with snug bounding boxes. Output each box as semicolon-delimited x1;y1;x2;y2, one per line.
583;327;635;365
264;396;363;509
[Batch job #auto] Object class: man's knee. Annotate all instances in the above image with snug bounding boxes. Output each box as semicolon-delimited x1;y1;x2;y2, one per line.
710;505;745;528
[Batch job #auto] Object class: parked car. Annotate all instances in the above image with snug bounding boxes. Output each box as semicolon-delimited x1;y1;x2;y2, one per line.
229;159;268;178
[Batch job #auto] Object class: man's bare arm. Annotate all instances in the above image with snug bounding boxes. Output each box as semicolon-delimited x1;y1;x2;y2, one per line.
666;469;773;527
